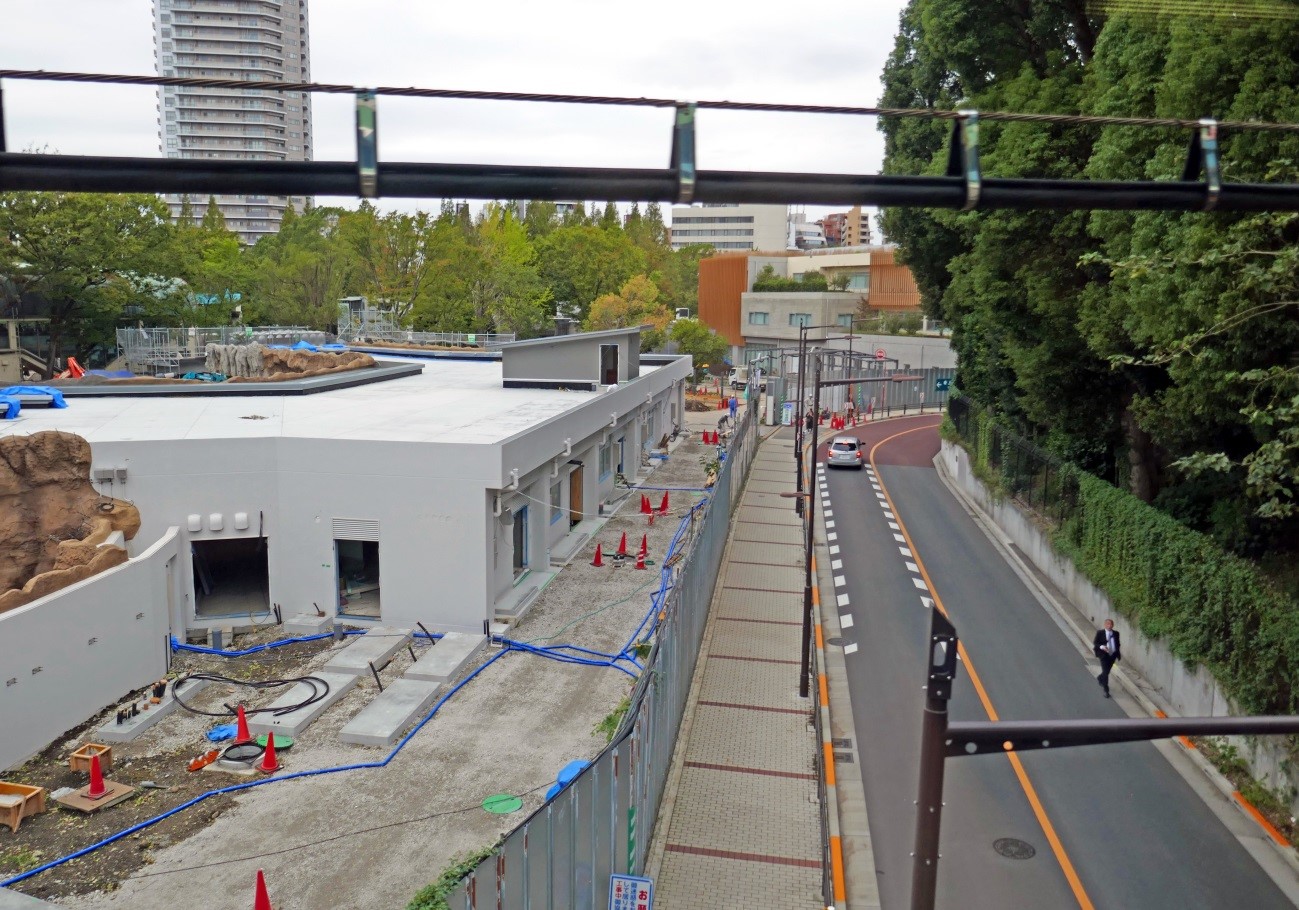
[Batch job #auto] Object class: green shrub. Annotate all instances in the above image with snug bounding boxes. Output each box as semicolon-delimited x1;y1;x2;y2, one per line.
408;843;499;910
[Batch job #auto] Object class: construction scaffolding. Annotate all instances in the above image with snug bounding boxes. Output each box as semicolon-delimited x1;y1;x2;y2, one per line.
115;327;330;376
336;297;515;348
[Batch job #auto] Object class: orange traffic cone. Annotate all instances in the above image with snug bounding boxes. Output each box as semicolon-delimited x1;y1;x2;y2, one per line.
640;493;651;514
85;752;107;799
258;734;281;774
617;532;628;557
659;491;670;514
635;551;646;569
647;511;655;526
254;869;272;910
639;534;648;557
702;430;709;443
234;704;253;745
592;544;604;567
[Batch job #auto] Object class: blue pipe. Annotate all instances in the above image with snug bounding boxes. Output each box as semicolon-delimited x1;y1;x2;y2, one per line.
1;647;511;888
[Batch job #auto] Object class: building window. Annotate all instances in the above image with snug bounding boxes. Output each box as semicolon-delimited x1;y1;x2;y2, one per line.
837;314;854;328
789;313;812;327
551;481;564;524
599;442;612;480
748;312;769;326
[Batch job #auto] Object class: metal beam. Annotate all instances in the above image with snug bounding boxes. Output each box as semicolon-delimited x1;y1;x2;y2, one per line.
946;715;1299;757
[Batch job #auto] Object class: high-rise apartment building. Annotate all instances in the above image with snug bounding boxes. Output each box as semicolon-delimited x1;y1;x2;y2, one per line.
154;0;314;244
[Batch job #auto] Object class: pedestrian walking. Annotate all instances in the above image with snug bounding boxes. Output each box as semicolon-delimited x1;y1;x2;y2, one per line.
846;400;856;425
804;408;814;433
728;394;738;422
1093;618;1122;698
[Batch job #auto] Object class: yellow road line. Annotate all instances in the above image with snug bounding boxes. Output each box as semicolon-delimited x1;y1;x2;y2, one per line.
868;425;1096;910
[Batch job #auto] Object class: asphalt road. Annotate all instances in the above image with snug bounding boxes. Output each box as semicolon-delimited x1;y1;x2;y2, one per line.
815;415;1294;910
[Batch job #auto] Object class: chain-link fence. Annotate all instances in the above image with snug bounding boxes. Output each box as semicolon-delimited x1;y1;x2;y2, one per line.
949;397;1079;523
447;407;758;909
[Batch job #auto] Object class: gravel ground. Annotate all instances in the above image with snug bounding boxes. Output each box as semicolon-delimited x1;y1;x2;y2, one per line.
6;407;736;910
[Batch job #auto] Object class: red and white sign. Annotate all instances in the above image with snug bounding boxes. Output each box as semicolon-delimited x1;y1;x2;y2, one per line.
875;349;887;360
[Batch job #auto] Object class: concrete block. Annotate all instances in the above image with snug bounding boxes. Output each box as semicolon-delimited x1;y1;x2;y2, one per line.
97;678;211;744
282;613;333;635
338;679;442;747
246;672;358;739
405;632;486;683
322;627;411;675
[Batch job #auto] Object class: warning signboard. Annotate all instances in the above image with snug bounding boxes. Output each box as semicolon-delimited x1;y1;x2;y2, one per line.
610;874;654;910
875;349;886;360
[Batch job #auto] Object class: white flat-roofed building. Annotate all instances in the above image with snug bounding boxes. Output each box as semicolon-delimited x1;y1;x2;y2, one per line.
0;330;689;636
670;203;789;252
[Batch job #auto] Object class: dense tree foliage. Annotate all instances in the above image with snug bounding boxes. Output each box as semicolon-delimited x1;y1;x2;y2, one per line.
879;2;1299;555
0;193;714;371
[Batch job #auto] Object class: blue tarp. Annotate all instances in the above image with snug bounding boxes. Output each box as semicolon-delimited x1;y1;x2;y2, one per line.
320;343;348;352
0;385;68;408
0;397;20;420
290;340;319;352
86;370;134;379
180;371;228;382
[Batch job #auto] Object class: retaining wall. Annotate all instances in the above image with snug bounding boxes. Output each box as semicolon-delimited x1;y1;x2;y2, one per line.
939;440;1298;807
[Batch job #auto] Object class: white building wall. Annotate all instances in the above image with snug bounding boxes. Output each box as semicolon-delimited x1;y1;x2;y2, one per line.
670;204;789;252
0;529;178;771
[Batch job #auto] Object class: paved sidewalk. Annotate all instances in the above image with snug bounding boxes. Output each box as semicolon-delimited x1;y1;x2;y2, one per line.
648;426;825;909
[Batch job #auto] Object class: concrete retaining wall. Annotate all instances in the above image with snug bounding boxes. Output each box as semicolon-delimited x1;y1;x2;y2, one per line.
939;440;1298;806
0;528;178;771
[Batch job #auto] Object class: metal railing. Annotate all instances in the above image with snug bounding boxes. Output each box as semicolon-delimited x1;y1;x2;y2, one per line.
115;325;329;375
447;407;758;909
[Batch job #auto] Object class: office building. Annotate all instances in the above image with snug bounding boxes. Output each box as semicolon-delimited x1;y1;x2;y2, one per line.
669;204;789;252
154;0;314;244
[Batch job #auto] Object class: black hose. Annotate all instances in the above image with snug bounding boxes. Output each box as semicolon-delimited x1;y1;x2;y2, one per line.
172;672;332;718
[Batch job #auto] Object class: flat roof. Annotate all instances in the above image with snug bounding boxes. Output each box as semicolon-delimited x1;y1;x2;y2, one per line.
0;356;664;446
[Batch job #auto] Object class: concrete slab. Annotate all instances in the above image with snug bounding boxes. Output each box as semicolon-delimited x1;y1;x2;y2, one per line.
405;632;486;683
282;613;333;635
245;673;358;739
321;627;411;675
97;679;211;744
338;678;442;747
0;886;63;908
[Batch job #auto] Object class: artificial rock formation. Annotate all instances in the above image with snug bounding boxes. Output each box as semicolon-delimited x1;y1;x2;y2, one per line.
0;431;140;615
205;344;376;380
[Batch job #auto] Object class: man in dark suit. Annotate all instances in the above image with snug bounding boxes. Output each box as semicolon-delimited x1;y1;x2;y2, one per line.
1093;618;1121;698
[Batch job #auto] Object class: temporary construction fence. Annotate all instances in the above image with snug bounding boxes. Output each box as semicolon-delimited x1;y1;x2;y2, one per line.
447;406;759;909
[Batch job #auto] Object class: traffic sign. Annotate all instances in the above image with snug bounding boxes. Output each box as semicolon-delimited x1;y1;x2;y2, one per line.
610;874;654;910
935;377;952;392
875;349;887;360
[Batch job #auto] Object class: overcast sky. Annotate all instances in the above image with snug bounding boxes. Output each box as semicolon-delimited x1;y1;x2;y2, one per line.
0;0;908;226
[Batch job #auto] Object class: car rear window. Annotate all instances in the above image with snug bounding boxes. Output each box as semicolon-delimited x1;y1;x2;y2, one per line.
831;440;858;451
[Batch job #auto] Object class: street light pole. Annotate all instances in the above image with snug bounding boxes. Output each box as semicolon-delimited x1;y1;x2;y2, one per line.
793;323;810;515
799;349;823;698
910;610;959;910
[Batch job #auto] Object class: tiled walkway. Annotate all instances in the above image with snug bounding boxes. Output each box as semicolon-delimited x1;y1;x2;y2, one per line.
650;432;824;908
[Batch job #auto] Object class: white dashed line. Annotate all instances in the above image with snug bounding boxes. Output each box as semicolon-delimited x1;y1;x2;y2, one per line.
834;575;847;587
912;577;929;591
828;532;838;541
899;547;912;557
826;520;836;529
884;512;895;520
876;493;887;501
844;643;859;654
841;613;854;629
906;562;919;573
830;545;840;555
921;597;935;610
837;593;850;606
831;559;843;570
893;534;906;543
888;521;900;530
824;509;834;518
871;483;881;491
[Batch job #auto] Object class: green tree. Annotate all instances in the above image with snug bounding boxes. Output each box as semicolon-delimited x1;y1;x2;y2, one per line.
536;225;646;322
668;317;728;376
586;275;673;348
0;192;175;375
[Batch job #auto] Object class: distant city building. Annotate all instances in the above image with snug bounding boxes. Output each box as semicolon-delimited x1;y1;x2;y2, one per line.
154;0;314;244
669;204;789;251
842;205;871;247
820;212;846;245
787;217;826;250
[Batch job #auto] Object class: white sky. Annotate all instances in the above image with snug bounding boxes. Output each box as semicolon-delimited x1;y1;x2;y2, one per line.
0;0;908;227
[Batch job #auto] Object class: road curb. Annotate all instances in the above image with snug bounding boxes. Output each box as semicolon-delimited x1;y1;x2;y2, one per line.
931;447;1299;890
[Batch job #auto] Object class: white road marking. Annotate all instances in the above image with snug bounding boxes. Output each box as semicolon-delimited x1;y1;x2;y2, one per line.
837;593;850;606
834;574;847;587
844;643;859;654
899;547;912;557
841;613;854;628
921;597;935;609
888;521;900;530
824;509;834;518
826;520;836;529
876;493;887;501
830;545;840;555
884;512;895;520
831;559;843;570
893;534;906;543
912;577;929;591
906;562;919;573
871;483;881;491
828;532;838;541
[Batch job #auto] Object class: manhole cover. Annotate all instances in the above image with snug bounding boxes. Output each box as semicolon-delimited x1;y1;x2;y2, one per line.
993;838;1036;860
826;636;848;646
483;793;524;815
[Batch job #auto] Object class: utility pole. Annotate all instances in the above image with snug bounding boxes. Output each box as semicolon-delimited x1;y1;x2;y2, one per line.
799;349;822;698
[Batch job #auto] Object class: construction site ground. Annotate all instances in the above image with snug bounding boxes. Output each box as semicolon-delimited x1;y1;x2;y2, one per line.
1;407;732;909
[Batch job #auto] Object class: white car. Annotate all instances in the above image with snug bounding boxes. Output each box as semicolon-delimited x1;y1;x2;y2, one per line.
826;436;864;470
